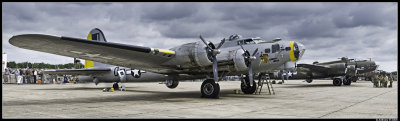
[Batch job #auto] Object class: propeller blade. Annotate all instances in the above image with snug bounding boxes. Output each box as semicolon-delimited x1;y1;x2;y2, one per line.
199;34;212;49
212;56;218;82
216;38;226;49
252;48;259;56
239;43;245;52
355;69;358;76
285;70;289;80
248;62;254;87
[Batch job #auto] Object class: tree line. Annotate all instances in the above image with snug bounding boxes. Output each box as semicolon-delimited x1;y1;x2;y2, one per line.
6;61;84;69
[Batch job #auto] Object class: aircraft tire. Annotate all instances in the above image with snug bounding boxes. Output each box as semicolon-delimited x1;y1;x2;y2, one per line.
113;82;119;90
166;80;179;89
306;78;313;83
333;78;342;86
241;79;257;94
343;78;352;85
201;79;220;98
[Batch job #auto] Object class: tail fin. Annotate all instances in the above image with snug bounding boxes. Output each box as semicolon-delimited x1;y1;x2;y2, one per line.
84;28;111;68
87;28;107;42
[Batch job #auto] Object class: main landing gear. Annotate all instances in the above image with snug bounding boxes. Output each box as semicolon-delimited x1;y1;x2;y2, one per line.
333;76;353;86
342;76;352;85
332;78;342;86
113;82;119;90
241;75;257;94
201;79;220;98
166;80;179;89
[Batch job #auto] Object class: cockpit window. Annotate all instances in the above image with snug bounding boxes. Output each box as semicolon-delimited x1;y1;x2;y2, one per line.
237;40;244;45
237;39;256;45
271;44;280;53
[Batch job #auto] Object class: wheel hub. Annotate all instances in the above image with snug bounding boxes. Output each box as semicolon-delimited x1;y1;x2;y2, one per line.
203;83;214;95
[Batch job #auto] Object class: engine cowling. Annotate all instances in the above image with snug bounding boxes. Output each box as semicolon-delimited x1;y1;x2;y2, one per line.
233;49;248;72
163;41;213;68
327;63;346;75
346;65;356;75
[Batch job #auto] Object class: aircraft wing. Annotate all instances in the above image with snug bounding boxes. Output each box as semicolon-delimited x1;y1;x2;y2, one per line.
43;68;111;76
9;34;176;73
296;64;330;73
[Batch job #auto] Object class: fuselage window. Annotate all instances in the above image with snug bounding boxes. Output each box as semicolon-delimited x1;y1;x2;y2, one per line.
265;48;270;53
272;44;280;53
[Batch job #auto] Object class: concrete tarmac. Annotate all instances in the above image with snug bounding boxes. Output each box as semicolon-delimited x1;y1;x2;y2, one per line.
2;79;398;119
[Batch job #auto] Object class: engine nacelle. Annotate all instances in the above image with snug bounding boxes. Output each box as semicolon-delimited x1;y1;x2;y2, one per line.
346;65;356;75
163;41;212;68
327;63;346;75
233;49;248;71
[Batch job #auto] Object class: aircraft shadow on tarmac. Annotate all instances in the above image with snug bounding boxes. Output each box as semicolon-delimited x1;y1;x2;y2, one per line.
278;83;364;88
5;88;270;106
34;86;272;99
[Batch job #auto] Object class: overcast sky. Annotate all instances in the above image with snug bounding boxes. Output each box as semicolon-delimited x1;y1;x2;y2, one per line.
2;2;398;72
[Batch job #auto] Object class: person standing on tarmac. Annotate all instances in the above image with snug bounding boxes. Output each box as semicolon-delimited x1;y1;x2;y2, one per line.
39;69;44;83
33;68;37;84
27;68;32;84
383;74;389;88
379;74;385;88
14;69;20;83
373;74;379;88
388;74;393;88
20;68;25;83
3;68;10;83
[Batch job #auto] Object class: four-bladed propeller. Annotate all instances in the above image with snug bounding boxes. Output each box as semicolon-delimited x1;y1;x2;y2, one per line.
239;44;258;86
199;35;225;82
199;34;259;87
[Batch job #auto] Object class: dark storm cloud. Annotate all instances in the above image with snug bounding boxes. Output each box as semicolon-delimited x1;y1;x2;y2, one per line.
140;3;199;22
2;2;397;71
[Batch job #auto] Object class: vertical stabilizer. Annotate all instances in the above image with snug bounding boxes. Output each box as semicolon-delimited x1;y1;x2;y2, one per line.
84;28;112;68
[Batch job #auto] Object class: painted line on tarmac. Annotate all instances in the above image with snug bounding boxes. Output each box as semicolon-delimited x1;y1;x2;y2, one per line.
318;88;397;118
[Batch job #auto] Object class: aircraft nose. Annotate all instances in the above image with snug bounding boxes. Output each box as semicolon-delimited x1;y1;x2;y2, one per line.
294;41;306;61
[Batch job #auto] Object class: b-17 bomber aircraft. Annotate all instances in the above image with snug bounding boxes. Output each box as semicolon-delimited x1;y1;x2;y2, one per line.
9;28;305;98
278;57;377;86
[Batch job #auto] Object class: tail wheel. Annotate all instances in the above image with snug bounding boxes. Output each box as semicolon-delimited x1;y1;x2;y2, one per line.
201;79;220;98
333;78;342;86
241;76;257;94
